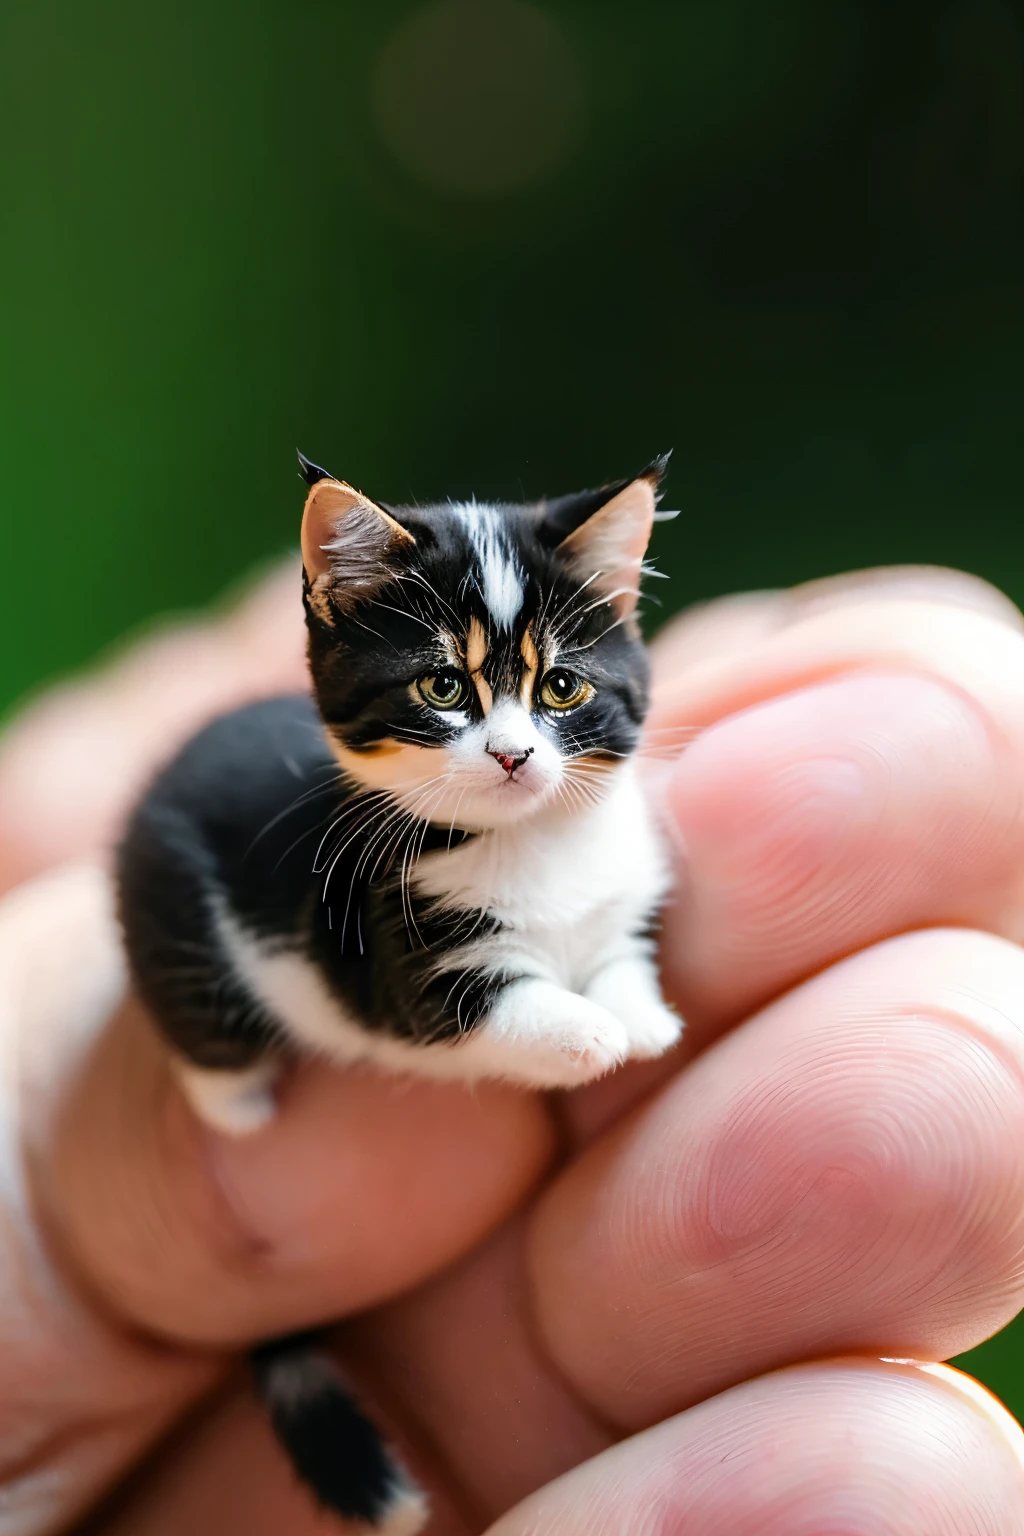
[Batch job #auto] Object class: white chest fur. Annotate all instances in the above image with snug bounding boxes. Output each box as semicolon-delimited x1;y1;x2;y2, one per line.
412;765;670;991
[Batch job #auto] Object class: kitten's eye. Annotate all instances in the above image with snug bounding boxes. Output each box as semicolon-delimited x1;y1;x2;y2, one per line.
539;669;592;711
417;670;468;710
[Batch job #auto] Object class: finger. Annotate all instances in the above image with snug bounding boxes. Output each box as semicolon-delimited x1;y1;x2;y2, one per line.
14;864;553;1352
648;590;787;676
551;604;1024;1138
0;561;307;895
649;592;1024;736
658;667;1024;1035
530;928;1024;1428
487;1360;1024;1536
0;866;220;1533
572;583;1024;1136
783;563;1024;626
647;599;1024;1043
648;564;1022;683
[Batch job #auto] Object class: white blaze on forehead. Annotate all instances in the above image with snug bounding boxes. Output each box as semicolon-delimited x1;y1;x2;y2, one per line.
481;544;524;627
453;501;524;627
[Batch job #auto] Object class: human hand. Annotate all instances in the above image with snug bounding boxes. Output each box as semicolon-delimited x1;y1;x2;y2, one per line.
3;563;1024;1533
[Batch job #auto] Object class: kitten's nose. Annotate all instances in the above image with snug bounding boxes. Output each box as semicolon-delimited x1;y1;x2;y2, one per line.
488;747;533;776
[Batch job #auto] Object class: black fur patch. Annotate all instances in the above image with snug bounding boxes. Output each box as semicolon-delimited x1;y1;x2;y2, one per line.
117;694;492;1063
250;1331;418;1527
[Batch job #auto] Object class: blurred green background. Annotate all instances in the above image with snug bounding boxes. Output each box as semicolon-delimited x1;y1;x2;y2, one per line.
2;0;1023;1410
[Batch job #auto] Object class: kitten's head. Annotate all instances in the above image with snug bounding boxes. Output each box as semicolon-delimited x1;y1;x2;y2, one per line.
299;454;669;830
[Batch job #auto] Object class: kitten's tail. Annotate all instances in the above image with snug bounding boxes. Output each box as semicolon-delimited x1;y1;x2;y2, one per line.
249;1331;428;1534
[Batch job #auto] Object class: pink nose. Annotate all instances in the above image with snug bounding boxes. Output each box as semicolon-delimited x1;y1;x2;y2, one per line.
488;748;532;776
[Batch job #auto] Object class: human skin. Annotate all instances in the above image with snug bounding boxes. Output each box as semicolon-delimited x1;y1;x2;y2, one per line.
2;563;1024;1533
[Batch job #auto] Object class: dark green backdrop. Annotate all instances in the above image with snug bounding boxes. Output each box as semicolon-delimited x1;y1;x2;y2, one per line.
2;0;1022;1412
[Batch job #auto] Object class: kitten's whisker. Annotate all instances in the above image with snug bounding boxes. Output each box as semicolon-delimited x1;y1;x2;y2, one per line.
271;785;394;876
561;761;611;811
312;790;394;873
323;797;410;896
328;794;430;940
365;810;418;888
637;745;698;761
641;724;703;738
444;787;469;851
549;585;632;648
400;778;456;947
396;774;470;953
329;771;452;918
378;722;447;746
393;570;463;630
543;570;602;635
367;599;438;633
347;614;397;650
272;811;346;873
245;773;344;856
558;612;626;651
436;962;481;1033
332;817;410;930
399;826;423;947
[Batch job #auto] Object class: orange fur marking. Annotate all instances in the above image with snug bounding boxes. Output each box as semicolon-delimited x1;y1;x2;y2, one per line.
519;624;540;708
465;616;493;714
347;739;404;757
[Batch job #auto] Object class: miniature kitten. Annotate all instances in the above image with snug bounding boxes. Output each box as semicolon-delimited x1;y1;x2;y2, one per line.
116;453;681;1532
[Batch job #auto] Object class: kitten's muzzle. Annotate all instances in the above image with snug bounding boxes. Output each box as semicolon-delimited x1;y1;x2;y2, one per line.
488;747;534;777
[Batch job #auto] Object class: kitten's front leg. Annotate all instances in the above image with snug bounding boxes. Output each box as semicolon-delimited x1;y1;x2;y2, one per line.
584;954;683;1061
468;977;630;1087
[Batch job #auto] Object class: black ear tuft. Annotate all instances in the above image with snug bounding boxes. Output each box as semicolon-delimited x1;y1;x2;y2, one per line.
297;450;334;487
536;453;673;546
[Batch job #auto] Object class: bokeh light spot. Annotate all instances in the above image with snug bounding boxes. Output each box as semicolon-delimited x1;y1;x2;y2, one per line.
371;0;585;197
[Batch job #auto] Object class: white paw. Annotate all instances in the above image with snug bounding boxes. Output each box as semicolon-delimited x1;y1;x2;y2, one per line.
545;992;632;1081
469;980;630;1088
585;961;685;1062
619;1000;684;1060
173;1059;280;1136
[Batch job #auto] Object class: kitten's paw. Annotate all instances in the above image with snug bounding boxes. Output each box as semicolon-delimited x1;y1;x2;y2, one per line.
476;980;630;1087
619;1001;684;1060
174;1059;280;1136
585;961;684;1061
549;995;632;1080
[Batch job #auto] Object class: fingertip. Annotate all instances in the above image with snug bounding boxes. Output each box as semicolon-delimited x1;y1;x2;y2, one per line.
488;1360;1024;1536
892;1358;1024;1470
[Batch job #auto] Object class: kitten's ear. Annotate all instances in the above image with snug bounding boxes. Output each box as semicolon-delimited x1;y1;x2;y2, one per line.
552;456;669;620
300;472;415;622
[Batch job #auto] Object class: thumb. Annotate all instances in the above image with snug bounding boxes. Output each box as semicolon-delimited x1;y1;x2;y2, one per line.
17;864;554;1346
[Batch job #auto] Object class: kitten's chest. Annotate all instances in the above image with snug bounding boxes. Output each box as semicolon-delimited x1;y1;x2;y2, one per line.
412;771;667;936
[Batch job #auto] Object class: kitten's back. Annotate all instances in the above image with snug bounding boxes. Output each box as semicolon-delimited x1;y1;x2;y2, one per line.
116;693;339;1067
